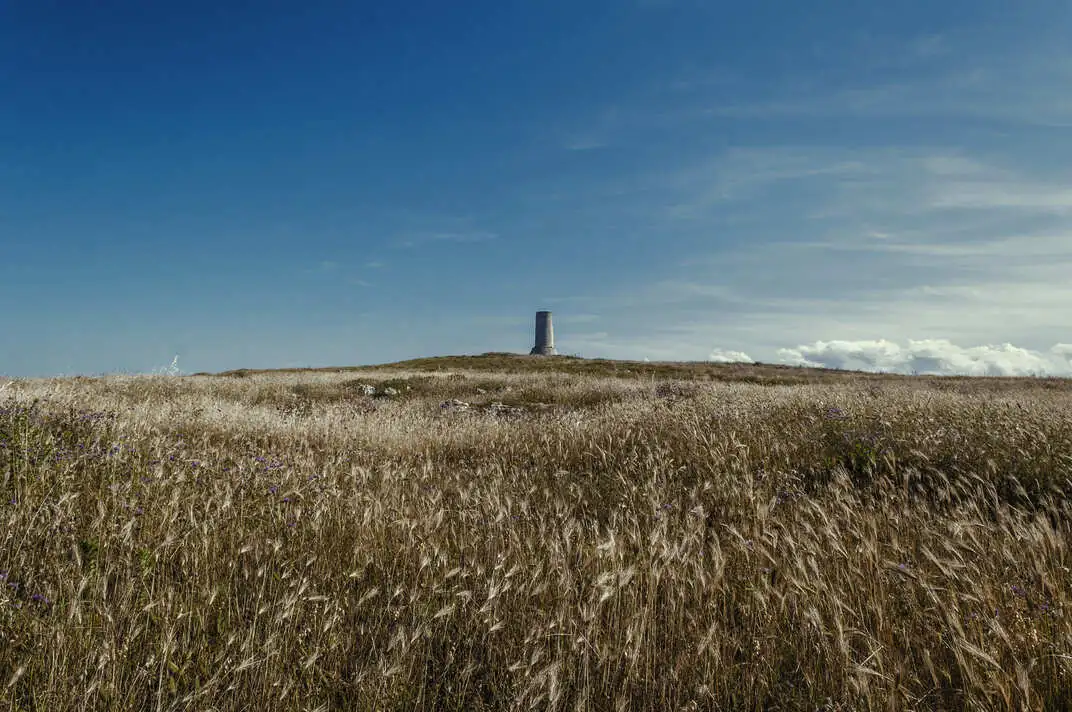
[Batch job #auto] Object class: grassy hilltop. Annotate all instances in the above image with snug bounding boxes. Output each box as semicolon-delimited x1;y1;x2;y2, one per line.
1;355;1070;710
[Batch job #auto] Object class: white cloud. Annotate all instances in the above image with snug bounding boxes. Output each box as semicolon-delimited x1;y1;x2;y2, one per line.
666;147;1072;225
571;331;611;342
564;137;609;151
147;355;184;377
699;52;1072;127
666;148;877;217
397;231;498;248
798;232;1072;259
428;231;498;242
487;30;1072;374
557;313;601;324
464;315;531;328
708;348;754;364
536;142;1072;371
929;182;1072;213
776;339;1072;376
299;260;341;276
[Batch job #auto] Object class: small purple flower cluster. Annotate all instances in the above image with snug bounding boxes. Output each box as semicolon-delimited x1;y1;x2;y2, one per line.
0;571;50;609
1008;582;1060;619
255;456;287;471
75;409;116;424
5;435;139;468
773;488;806;506
0;401;44;420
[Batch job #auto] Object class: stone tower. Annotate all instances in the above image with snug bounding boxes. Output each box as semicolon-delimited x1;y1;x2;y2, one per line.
530;311;556;355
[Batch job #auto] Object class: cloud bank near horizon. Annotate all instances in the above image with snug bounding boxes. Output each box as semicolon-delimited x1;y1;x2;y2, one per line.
724;339;1072;377
707;348;755;364
45;340;1072;380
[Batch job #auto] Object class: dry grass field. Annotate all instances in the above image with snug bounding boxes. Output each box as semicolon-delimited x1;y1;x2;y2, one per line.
1;354;1070;710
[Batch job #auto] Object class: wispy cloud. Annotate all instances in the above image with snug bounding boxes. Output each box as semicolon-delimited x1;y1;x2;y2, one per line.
396;231;499;248
799;231;1072;259
557;313;601;324
300;260;341;275
528;135;1072;373
691;32;1072;127
463;315;531;329
564;137;610;152
704;77;1072;128
309;22;1072;376
929;182;1072;213
428;231;498;242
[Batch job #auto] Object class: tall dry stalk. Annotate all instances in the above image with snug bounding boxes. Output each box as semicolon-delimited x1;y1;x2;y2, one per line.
0;366;1069;710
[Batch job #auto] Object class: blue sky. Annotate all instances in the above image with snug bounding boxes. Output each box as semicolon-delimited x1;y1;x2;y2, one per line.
3;0;1072;377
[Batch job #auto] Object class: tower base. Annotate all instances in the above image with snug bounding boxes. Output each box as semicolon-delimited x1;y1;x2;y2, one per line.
530;347;557;356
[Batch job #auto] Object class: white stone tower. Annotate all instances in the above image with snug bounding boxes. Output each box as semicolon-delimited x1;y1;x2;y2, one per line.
530;311;556;355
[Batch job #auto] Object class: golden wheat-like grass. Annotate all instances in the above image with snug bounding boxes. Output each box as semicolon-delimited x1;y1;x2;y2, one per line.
0;364;1070;710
